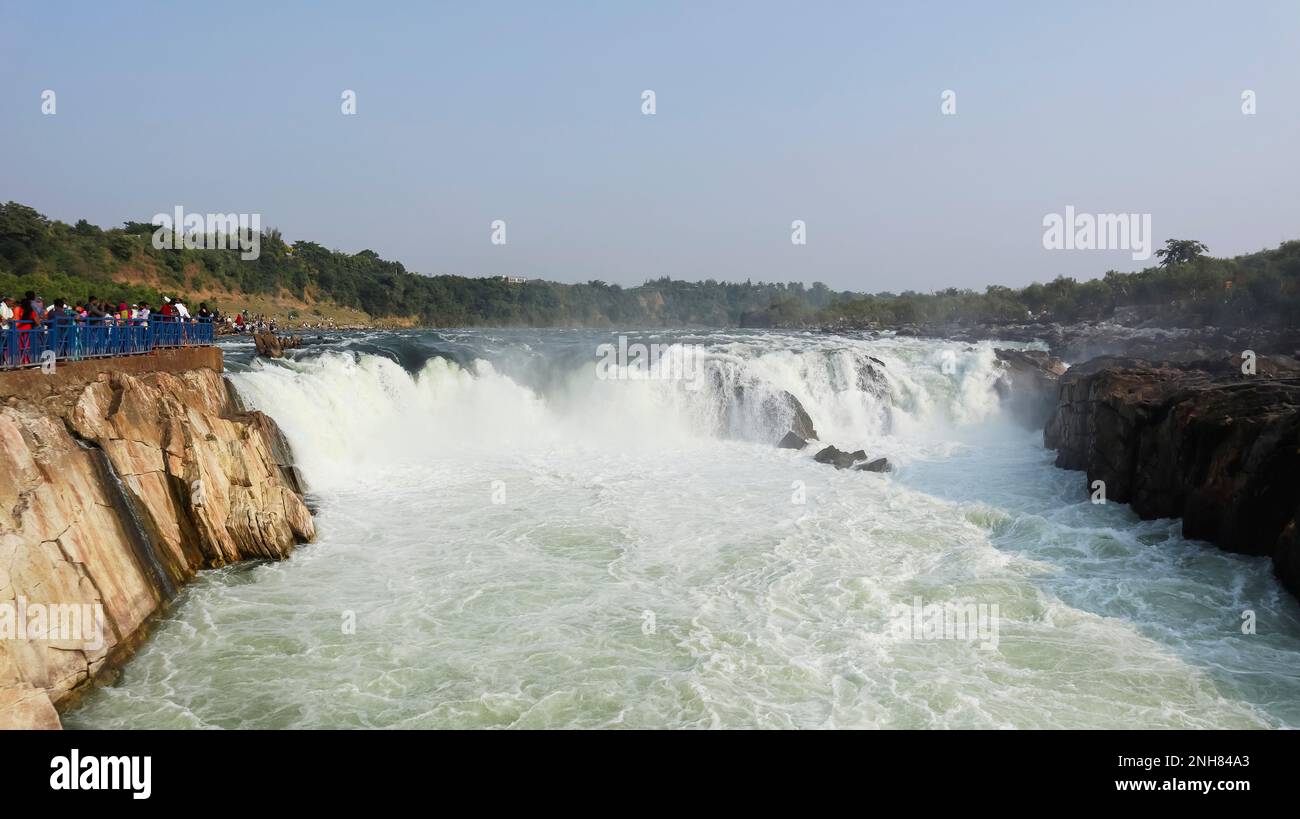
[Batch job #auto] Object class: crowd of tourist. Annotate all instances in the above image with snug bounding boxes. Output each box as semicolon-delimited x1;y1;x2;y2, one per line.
0;291;219;330
1;291;345;345
230;312;278;334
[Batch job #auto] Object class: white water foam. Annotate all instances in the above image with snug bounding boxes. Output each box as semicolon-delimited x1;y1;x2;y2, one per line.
63;332;1300;729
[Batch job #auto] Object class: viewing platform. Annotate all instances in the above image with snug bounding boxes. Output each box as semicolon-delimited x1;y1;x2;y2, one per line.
0;316;215;371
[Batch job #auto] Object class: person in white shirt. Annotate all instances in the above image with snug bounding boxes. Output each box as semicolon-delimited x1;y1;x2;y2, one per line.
0;295;13;329
174;298;191;319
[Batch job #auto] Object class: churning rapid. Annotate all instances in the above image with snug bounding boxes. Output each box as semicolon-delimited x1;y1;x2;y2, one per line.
66;330;1300;729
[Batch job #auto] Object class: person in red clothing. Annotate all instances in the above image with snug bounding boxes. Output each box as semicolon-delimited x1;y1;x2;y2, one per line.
15;290;37;364
16;291;35;327
160;297;176;317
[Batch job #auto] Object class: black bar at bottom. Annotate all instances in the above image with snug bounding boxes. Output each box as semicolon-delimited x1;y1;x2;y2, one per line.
3;729;1286;806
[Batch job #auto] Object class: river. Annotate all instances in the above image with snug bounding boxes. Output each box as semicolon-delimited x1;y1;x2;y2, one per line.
64;329;1300;728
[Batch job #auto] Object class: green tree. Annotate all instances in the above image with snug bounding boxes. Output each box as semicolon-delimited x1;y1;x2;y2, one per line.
1155;239;1210;267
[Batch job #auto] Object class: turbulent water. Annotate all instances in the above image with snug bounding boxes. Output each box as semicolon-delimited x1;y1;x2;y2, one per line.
65;329;1300;729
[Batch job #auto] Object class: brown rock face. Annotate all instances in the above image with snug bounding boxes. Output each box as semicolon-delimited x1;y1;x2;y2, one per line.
253;332;303;358
1044;354;1300;596
0;685;61;729
0;359;313;727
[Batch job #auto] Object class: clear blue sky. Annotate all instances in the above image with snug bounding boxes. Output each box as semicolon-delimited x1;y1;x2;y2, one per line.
2;0;1297;291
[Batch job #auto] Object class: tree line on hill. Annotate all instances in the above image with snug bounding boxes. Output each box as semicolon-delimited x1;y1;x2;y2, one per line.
1;201;1297;330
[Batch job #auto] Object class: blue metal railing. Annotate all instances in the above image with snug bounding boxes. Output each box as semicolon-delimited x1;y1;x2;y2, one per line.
0;316;215;370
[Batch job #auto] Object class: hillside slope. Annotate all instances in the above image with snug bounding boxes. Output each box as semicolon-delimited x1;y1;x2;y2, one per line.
3;201;1298;330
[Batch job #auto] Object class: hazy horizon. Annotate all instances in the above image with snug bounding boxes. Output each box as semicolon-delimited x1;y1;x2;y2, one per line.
3;1;1298;292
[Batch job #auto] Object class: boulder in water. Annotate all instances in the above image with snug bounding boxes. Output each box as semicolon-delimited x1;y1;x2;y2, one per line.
781;390;819;442
813;445;868;470
853;356;893;433
854;457;892;473
777;431;808;449
731;382;819;443
253;331;304;359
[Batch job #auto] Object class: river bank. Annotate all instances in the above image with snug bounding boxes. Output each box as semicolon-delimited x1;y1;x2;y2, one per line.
0;348;314;728
1043;353;1300;598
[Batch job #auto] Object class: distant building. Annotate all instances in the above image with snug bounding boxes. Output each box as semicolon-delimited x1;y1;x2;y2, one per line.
497;276;527;285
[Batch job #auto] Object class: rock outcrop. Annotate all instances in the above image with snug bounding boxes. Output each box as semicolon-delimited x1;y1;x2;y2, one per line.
813;445;866;470
777;431;808;449
253;332;303;358
0;350;313;728
776;390;818;443
993;348;1068;428
727;383;819;445
854;457;892;473
1044;354;1300;596
855;355;893;434
810;445;892;472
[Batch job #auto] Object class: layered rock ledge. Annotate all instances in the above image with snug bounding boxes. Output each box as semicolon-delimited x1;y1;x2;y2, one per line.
0;348;314;728
1044;354;1300;597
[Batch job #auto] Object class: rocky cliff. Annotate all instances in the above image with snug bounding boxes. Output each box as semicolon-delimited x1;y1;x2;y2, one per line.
993;348;1067;428
1044;354;1300;597
0;348;313;728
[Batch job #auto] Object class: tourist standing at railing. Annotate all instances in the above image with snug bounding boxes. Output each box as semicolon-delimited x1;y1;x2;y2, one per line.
1;296;217;370
14;292;37;364
175;297;191;343
17;292;37;330
48;299;71;320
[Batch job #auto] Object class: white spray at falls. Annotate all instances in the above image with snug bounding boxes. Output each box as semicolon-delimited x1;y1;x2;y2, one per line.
64;330;1300;729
